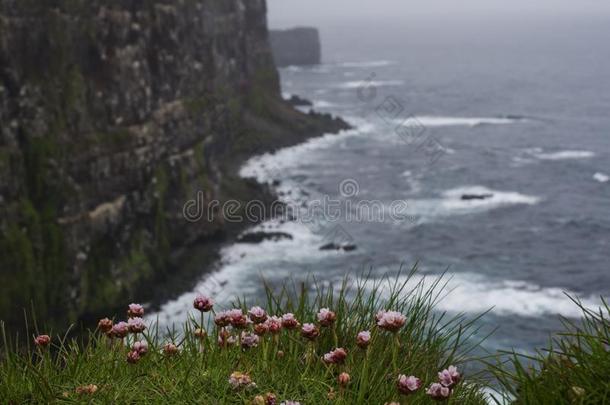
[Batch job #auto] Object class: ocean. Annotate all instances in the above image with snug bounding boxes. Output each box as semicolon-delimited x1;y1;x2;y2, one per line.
152;15;610;354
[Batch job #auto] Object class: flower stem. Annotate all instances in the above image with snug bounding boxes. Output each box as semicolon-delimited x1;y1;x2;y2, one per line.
357;345;370;404
392;332;400;376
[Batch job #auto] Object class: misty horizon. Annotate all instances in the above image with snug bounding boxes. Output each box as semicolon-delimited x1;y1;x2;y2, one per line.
268;0;610;28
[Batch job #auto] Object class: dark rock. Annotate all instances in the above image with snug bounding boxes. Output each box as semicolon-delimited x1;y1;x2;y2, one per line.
270;27;321;67
461;194;494;201
319;243;357;252
237;231;293;244
287;95;313;107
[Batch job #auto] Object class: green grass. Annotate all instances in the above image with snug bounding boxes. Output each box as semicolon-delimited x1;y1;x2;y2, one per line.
0;270;489;404
488;297;610;404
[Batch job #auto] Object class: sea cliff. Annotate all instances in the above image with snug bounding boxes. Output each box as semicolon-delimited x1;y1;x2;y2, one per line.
0;0;347;329
270;27;322;66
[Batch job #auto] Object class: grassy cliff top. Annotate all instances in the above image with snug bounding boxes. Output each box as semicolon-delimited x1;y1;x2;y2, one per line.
1;271;608;404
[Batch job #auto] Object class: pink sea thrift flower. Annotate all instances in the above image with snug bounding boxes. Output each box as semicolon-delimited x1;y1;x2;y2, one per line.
214;310;230;327
163;343;179;356
338;372;351;387
34;334;51;347
127;303;144;318
264;393;278;405
376;310;406;332
228;371;256;389
438;365;461;388
248;306;268;324
110;321;129;338
227;309;248;328
317;308;336;327
126;350;141;364
193;295;214;312
397;375;422;395
301;323;320;340
128;317;146;333
132;340;148;355
98;318;113;334
265;316;283;333
240;332;260;349
254;322;269;336
281;313;299;330
356;330;371;348
427;383;451;401
194;328;207;339
218;329;237;348
322;347;348;364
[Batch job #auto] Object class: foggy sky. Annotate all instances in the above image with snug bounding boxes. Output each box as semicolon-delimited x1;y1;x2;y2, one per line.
268;0;610;27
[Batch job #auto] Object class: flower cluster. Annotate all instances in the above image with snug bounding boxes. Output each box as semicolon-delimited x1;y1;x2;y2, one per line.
228;309;248;328
322;348;348;364
34;334;51;347
127;303;144;318
128;317;146;333
127;340;148;364
281;313;299;330
193;295;214;312
241;332;260;349
338;372;351;387
218;328;237;348
82;298;465;402
426;366;461;400
397;375;422;395
110;321;129;338
301;323;320;340
228;371;256;390
266;316;283;334
376;310;406;332
98;318;113;333
163;343;179;356
317;308;336;327
356;330;371;348
253;392;277;405
248;306;268;324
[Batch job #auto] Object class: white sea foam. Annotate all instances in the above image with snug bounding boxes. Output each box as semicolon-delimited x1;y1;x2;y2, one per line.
282;65;330;73
593;172;609;183
396;116;524;128
313;100;337;109
337;60;396;68
530;150;595;161
400;186;541;222
372;272;599;318
240;120;372;184
440;186;540;211
336;80;405;89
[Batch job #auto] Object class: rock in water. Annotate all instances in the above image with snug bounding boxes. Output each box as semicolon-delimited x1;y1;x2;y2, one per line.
319;243;358;252
461;194;494;201
287;95;313;107
270;27;321;67
237;232;293;244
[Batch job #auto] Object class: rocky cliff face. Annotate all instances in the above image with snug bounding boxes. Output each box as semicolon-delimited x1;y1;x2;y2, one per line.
0;0;347;329
270;27;321;67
